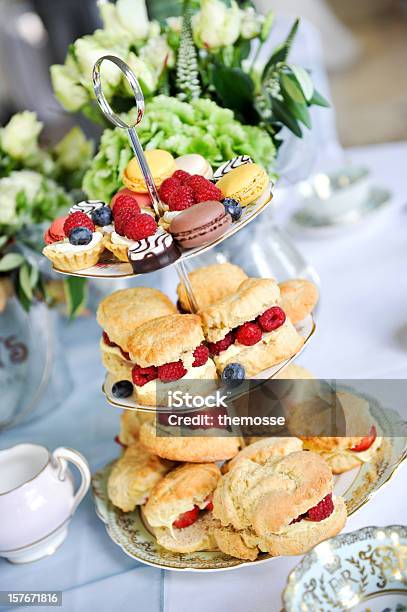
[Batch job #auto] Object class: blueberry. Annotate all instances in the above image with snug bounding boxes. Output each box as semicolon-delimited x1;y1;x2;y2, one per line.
222;198;242;221
69;226;92;245
91;205;113;227
221;363;245;387
112;380;133;399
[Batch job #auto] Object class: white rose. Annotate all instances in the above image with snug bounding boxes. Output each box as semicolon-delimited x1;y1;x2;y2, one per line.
126;53;158;95
140;35;175;72
0;171;42;225
240;7;264;40
166;17;183;34
50;64;89;112
0;112;42;161
74;36;126;97
192;0;241;50
98;0;150;41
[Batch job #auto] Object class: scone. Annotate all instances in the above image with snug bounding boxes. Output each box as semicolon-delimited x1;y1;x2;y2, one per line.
177;263;248;312
97;287;177;381
139;420;241;463
128;314;217;406
291;391;382;474
142;463;221;553
199;278;304;377
118;410;154;446
279;279;319;325
212;451;347;559
223;437;303;473
107;441;174;512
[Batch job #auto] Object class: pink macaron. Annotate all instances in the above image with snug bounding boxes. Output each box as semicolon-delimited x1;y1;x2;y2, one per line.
43;216;68;244
111;188;153;211
169;201;232;249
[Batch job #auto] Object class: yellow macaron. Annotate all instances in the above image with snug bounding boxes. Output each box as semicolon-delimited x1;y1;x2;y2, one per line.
217;163;270;207
123;149;177;193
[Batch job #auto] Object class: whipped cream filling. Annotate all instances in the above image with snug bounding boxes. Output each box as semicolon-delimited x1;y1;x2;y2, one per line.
101;338;131;361
321;436;382;464
214;321;289;363
136;361;210;392
110;231;137;247
151;496;212;530
46;232;103;253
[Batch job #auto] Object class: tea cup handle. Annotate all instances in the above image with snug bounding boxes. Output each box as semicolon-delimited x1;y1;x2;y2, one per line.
52;447;91;514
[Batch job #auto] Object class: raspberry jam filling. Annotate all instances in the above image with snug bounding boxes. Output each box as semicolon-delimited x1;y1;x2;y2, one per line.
103;332;130;360
208;306;286;356
350;426;377;452
172;498;213;529
290;493;334;524
131;344;209;387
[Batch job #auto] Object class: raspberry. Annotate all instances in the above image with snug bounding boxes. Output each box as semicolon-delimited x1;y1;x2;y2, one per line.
207;331;235;356
172;169;190;184
102;331;116;347
306;493;334;522
185;174;208;190
122;213;157;241
114;207;139;236
193;182;222;203
173;506;199;529
132;364;158;387
235;322;262;346
63;212;94;237
112;194;140;215
167;185;196;211
205;497;214;511
258;306;286;332
158;360;187;382
192;344;209;367
159;177;181;204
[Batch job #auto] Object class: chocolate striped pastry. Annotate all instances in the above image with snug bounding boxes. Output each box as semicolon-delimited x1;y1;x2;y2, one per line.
128;227;180;273
213;155;253;182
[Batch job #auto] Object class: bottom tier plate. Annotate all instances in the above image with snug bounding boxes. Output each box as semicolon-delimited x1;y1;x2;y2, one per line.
92;413;406;571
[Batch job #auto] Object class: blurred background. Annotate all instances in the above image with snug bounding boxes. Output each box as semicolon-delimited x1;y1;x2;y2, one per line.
0;0;406;146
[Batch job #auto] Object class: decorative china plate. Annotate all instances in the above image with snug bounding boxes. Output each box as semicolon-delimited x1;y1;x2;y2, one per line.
282;525;407;611
92;400;406;571
52;191;273;279
102;314;316;413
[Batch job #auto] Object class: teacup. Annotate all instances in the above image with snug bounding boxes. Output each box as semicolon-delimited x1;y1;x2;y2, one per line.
0;443;91;563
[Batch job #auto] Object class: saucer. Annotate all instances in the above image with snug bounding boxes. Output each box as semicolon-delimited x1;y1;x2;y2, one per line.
283;525;407;611
288;186;391;238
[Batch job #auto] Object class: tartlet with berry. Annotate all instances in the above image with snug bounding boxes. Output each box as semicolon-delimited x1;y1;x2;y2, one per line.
212;451;347;559
127;314;218;406
199;278;304;378
96;287;177;382
42;208;110;272
142;463;221;553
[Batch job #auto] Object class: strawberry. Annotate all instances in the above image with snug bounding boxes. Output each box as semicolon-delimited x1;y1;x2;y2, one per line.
173;506;200;529
350;426;377;452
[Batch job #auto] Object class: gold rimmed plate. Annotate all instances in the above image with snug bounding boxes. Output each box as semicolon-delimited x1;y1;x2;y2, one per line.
102;314;315;413
52;191;273;279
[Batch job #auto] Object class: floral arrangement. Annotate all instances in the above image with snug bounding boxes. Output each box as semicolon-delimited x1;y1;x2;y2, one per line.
0;112;93;315
51;0;328;201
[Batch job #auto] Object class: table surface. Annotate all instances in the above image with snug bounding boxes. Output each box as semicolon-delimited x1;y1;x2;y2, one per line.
1;140;406;611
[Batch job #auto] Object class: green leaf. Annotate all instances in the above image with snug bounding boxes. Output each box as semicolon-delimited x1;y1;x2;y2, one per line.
0;253;24;272
64;277;87;319
280;73;306;104
260;10;274;42
19;264;33;302
0;235;8;250
30;265;39;288
271;98;302;137
310;89;330;107
283;95;312;129
262;18;299;77
288;64;314;101
17;283;31;312
211;66;255;120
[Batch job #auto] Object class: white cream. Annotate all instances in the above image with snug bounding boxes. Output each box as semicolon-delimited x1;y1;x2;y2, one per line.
214;325;284;363
110;231;137;247
47;232;102;253
321;436;382;465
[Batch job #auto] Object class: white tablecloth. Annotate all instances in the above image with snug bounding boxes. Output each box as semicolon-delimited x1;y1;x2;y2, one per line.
1;140;406;611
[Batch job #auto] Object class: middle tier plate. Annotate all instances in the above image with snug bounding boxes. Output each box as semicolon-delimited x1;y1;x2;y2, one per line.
52;190;273;279
102;314;316;413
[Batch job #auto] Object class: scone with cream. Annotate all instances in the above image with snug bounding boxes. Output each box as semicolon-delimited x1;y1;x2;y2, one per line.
142;463;220;553
97;287;177;381
279;279;319;325
128;314;217;406
107;441;174;512
139;420;241;463
212;451;347;559
199;278;304;377
292;391;382;474
177;262;248;312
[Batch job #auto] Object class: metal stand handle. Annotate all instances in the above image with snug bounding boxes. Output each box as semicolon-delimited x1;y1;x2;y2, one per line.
92;55;163;217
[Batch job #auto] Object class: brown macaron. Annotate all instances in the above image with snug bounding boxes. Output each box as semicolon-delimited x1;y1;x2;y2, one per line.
169;201;232;249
